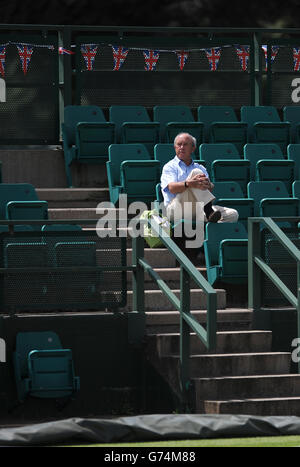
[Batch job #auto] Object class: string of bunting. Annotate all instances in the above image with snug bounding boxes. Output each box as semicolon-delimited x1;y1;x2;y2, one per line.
1;42;300;77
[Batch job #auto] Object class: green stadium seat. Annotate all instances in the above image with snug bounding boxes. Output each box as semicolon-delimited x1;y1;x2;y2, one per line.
155;182;163;206
6;201;48;223
197;105;247;152
13;331;80;402
287;144;300;180
204;222;248;285
244;143;295;193
41;224;83;264
121;160;160;206
292;180;300;199
41;224;82;233
247;181;299;225
0;183;43;214
240;106;290;153
109;105;160;155
62;105;115;187
283;106;300;143
212;181;254;228
0;225;34;233
0;183;48;229
153;105;204;144
154;143;175;172
211;181;245;200
107;143;159;205
41;224;99;306
199;143;250;195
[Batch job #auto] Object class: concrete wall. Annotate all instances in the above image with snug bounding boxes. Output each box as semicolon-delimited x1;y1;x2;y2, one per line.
0;148;109;188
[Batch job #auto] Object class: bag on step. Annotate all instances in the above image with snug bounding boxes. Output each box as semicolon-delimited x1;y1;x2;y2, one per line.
140;209;171;248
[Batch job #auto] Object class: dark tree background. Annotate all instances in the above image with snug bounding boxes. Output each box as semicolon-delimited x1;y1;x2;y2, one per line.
0;0;299;28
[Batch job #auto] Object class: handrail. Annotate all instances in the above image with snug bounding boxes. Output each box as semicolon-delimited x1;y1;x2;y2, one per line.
248;216;300;371
132;217;217;404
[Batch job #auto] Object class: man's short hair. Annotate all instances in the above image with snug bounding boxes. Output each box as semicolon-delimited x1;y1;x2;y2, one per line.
174;132;197;148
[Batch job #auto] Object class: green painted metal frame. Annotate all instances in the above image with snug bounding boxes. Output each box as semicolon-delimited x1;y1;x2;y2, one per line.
248;216;300;371
1;25;300;145
132;217;217;405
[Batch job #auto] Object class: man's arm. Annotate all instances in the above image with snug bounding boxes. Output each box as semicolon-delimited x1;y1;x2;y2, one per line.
168;173;213;194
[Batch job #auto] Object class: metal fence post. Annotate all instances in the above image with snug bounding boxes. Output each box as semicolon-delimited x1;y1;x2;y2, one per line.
180;266;191;408
297;263;300;374
248;218;262;314
132;235;145;314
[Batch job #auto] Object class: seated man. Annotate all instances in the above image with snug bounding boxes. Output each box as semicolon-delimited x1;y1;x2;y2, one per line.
161;132;239;225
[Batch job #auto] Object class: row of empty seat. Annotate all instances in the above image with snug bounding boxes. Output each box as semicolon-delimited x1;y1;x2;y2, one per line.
62;104;300;186
105;142;300;222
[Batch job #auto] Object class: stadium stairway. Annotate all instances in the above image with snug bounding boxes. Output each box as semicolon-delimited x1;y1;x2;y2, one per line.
37;186;300;417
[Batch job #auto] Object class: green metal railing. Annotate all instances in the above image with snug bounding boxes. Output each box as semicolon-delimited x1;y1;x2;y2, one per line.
248;216;300;371
132;217;217;404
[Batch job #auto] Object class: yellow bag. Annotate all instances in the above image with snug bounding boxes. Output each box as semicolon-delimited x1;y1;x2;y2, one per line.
140;210;171;248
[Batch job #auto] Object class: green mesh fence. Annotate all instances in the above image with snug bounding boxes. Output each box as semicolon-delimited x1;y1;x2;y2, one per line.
77;42;253;109
0;34;59;144
0;229;127;313
261;226;300;307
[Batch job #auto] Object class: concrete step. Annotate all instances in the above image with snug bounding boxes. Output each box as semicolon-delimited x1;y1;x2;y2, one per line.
147;330;273;356
161;352;291;379
37;188;109;208
193;374;300;412
145;309;253;333
204;397;300;416
124;288;226;312
48;207;119;220
127;248;177;268
127;267;207;289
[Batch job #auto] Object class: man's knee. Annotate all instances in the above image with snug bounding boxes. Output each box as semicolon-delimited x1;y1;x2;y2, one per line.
222;208;239;223
187;168;202;180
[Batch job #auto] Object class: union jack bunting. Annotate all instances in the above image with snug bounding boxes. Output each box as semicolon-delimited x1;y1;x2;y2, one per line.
17;44;34;75
235;46;250;71
0;46;6;77
204;47;221;71
112;45;129;70
293;47;300;71
143;49;160;71
261;45;279;70
81;45;98;71
175;50;189;70
59;47;75;55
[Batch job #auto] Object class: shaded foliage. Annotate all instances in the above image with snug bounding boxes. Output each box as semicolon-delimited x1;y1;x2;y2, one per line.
0;0;299;28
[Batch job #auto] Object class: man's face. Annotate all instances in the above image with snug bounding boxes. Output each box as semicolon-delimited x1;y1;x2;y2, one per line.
174;134;195;163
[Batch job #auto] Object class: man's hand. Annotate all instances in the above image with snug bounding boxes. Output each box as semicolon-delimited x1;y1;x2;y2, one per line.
188;173;212;190
168;173;214;194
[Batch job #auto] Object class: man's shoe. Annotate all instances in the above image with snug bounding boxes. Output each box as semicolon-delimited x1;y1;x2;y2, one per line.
208;210;221;223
